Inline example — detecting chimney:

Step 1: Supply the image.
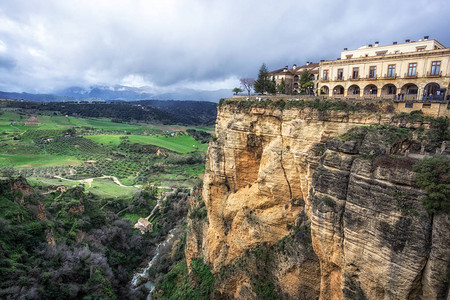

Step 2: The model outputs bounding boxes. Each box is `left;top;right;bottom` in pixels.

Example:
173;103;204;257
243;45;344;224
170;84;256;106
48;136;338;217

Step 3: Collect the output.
344;47;348;51
293;64;297;69
375;41;379;47
393;41;397;45
306;62;310;66
424;35;429;40
320;59;325;62
405;39;410;43
368;44;372;47
283;65;288;72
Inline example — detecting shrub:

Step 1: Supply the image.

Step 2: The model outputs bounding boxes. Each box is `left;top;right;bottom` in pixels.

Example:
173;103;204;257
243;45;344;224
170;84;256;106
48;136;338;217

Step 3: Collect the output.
413;156;450;214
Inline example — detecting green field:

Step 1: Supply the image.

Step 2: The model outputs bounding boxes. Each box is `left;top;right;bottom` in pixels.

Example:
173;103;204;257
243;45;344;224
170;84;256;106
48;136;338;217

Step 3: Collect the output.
28;176;138;198
86;134;209;153
0;111;159;132
0;154;81;168
0;107;209;197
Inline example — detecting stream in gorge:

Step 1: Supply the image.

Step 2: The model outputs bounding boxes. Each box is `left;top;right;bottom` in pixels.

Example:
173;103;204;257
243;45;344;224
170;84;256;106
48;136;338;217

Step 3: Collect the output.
131;230;176;299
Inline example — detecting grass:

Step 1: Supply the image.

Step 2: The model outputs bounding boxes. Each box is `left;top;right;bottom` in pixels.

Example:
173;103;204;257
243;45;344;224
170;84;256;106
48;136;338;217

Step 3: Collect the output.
0;154;81;168
86;134;208;153
0;111;159;132
28;176;138;199
89;178;138;198
123;213;141;222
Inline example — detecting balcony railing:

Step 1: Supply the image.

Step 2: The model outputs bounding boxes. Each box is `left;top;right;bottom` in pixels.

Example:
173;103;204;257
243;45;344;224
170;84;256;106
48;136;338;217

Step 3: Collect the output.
382;73;397;79
404;73;418;78
318;71;448;83
426;71;442;77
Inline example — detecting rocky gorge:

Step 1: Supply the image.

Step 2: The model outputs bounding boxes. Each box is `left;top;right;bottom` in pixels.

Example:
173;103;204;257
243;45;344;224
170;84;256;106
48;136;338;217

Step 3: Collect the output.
185;99;450;299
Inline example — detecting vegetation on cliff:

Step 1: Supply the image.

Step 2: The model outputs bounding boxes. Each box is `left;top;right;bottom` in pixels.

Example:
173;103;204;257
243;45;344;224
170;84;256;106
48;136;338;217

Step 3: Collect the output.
153;257;214;299
0;177;190;299
413;156;450;213
218;97;395;113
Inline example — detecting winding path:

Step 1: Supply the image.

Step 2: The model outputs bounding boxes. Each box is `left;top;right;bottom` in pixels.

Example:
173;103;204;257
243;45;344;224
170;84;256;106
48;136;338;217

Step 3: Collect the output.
53;175;139;188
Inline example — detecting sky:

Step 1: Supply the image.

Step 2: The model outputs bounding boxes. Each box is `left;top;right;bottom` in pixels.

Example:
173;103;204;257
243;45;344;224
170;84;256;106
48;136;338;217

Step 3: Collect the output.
0;0;449;94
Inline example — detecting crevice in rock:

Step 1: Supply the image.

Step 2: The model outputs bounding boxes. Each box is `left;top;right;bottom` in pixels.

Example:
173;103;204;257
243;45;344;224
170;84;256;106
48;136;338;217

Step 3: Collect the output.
278;116;292;200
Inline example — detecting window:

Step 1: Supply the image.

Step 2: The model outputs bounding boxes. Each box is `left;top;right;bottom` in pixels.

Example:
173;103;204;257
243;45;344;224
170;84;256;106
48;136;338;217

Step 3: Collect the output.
369;66;376;78
417;47;425;52
422;103;431;108
337;69;343;80
387;64;396;77
387;86;396;94
376;51;387;56
430;61;441;75
323;70;329;80
346;55;353;59
405;103;413;108
352;67;359;79
394;51;400;54
408;63;417;76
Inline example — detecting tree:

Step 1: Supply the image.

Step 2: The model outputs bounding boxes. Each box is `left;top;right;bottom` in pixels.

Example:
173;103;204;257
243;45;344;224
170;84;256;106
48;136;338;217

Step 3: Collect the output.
232;87;243;95
413;156;450;213
299;70;314;95
254;63;276;94
276;78;285;94
240;78;255;96
299;70;315;94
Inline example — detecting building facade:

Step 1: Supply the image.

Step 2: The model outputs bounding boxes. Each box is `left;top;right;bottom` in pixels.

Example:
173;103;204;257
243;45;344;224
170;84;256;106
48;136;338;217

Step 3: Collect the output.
269;63;319;94
317;37;450;100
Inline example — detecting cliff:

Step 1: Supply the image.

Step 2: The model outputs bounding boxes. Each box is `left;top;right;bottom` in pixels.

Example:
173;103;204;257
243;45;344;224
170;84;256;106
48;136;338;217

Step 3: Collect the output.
186;100;449;299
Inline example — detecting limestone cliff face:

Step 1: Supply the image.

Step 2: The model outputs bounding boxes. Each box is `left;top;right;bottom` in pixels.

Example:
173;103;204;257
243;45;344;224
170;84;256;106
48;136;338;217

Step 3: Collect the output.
310;135;448;299
186;102;449;299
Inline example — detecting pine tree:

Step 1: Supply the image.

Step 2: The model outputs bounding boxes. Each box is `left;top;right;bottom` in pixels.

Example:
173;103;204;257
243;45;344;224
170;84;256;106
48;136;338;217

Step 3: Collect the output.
254;63;276;94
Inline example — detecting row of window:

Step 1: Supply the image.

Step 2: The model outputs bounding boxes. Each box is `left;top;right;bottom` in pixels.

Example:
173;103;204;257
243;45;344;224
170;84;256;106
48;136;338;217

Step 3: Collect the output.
322;61;441;80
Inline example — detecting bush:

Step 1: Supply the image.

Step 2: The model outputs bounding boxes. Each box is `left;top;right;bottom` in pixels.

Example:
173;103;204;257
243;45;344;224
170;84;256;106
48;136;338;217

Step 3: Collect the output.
189;199;207;220
413;156;450;213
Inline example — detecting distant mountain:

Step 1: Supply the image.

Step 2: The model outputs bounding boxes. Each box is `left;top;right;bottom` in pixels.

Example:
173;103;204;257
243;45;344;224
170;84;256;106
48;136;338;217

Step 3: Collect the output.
55;85;232;102
56;85;154;101
0;85;232;103
0;91;79;102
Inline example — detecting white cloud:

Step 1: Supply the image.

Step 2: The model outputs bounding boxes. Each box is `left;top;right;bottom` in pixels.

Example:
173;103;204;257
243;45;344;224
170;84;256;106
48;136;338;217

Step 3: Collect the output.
0;0;449;93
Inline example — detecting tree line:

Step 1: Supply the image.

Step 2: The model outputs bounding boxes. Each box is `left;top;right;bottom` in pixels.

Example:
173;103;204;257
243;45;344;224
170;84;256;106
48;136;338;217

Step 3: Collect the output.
234;63;314;96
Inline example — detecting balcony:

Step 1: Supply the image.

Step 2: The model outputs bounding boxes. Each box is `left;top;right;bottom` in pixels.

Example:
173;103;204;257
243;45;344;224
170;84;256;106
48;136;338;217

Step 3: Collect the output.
334;76;344;81
365;75;377;80
426;71;442;78
382;73;397;79
404;73;418;79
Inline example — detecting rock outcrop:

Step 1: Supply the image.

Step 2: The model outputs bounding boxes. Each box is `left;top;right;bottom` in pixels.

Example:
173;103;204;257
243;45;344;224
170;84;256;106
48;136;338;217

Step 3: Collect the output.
186;101;450;299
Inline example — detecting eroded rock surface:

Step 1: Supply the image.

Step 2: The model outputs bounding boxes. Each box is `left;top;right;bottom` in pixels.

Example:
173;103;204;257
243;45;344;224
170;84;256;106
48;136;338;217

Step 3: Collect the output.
186;103;449;299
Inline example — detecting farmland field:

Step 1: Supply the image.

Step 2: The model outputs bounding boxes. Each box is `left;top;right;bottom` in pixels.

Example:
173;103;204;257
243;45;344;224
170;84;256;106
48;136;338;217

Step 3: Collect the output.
0;104;212;196
86;134;209;153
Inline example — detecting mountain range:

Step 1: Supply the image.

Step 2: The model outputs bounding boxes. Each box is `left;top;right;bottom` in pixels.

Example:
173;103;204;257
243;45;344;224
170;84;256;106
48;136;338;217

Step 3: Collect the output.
0;85;232;102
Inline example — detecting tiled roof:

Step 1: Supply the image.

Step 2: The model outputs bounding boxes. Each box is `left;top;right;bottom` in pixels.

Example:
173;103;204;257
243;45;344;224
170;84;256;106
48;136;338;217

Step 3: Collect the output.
268;68;294;75
269;63;320;75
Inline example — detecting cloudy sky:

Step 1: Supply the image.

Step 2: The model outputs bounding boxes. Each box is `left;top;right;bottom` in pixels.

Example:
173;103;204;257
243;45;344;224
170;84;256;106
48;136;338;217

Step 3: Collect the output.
0;0;449;94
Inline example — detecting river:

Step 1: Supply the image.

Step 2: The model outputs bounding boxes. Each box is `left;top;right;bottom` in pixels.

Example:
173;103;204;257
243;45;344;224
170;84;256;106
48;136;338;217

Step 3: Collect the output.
131;230;176;299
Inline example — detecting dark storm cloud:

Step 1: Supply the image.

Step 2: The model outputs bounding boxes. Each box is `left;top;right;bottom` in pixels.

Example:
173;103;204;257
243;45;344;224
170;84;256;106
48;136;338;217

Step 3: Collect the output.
0;0;449;93
0;56;15;70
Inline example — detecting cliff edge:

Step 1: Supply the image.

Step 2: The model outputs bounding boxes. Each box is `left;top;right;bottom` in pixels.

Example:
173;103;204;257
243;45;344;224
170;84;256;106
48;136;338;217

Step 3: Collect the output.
186;100;449;299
